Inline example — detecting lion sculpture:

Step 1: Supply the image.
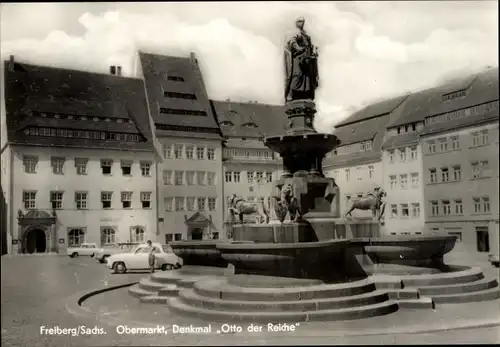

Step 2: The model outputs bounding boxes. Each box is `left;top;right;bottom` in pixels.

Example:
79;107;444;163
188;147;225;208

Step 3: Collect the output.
228;194;270;224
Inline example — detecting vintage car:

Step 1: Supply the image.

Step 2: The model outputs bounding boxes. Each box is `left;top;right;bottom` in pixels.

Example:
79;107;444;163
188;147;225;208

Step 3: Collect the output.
95;242;139;263
107;243;183;274
67;243;100;258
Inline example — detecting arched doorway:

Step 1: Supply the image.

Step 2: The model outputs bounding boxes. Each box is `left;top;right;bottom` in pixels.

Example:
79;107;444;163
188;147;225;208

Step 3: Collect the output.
26;229;47;253
191;228;203;240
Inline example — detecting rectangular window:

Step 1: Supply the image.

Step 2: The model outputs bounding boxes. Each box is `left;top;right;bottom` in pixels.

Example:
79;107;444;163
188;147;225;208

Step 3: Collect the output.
225;171;232;183
187;197;196;211
411;173;419;188
429;168;437;183
207;148;215;160
247;172;254;183
174;233;182;241
472;132;480;147
68;228;86;247
50;191;63;209
185;145;194;159
51;157;65;175
266;172;273;183
427;141;436;153
75;192;88;210
164;197;173;212
208;197;216;211
75;158;88;175
482;197;490;213
390;204;398;218
163;144;172;159
175;171;184;185
165;234;173;243
140;192;152;209
430;201;439;216
356;167;362;181
175;197;185;211
476;226;490;252
389;175;397;189
471;160;489;179
121;192;132;209
174;144;184;159
451;136;460;150
345;169;350;182
366;141;372;151
212;232;219;240
368;165;374;179
140;162;151;177
454;199;463;214
438;138;448;152
389;150;395;163
441;200;451;215
481;130;489;145
234;172;241;183
399;203;408;217
452;166;461;181
441;167;449;182
164;91;197;100
197;197;206;211
186;171;195;186
121;161;132;176
163;170;173;185
101;192;112;209
23;191;37;209
400;174;408;189
411;203;420;217
256;172;264;183
101;159;113;175
196;146;205;160
473;197;481;213
197;171;206;185
399;148;406;162
207;172;216;185
23;156;38;173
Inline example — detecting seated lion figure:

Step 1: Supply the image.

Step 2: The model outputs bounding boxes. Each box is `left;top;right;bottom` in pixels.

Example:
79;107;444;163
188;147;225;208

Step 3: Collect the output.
228;194;270;224
274;183;302;223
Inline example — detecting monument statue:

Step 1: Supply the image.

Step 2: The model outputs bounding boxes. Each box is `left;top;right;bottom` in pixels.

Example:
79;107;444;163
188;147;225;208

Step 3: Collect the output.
274;184;302;223
228;194;270;224
344;187;386;222
284;16;319;102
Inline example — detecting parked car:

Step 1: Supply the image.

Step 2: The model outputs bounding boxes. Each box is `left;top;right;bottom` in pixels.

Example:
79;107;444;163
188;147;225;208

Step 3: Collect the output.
95;242;139;263
67;243;100;258
107;243;183;274
488;254;499;268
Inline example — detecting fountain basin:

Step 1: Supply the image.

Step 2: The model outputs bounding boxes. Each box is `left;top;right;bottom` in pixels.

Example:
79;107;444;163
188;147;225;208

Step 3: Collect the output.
217;239;367;283
352;234;457;268
169;241;229;268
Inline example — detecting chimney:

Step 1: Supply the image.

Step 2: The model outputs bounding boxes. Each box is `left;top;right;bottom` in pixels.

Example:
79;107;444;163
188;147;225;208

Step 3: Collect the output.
189;52;198;64
109;65;116;75
116;66;122;76
8;55;14;72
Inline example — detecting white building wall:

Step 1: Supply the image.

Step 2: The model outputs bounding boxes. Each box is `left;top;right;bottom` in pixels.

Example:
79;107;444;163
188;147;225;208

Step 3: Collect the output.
9;145;157;253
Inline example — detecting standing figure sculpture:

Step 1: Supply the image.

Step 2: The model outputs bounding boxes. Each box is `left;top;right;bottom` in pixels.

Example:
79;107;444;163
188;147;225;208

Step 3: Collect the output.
284;16;320;102
274;184;302;223
344;187;386;222
228;194;270;224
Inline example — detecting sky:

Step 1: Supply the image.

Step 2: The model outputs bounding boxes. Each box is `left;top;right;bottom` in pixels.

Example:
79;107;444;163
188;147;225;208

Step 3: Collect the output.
1;1;498;131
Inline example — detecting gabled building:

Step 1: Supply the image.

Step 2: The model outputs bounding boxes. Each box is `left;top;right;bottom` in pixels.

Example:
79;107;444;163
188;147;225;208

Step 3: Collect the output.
324;95;409;220
136;51;225;242
1;56;158;254
212;100;285;223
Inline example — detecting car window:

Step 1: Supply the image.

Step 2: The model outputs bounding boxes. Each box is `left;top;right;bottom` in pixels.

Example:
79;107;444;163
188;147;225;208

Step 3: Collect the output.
81;245;87;248
134;247;146;253
162;245;173;253
152;247;161;254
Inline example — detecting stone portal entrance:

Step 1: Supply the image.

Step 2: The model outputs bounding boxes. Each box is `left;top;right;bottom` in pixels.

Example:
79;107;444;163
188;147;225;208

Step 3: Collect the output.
17;210;57;253
25;228;47;253
184;212;217;240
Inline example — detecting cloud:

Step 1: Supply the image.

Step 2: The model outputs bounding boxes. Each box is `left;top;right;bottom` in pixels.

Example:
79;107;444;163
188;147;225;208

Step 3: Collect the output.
1;2;498;132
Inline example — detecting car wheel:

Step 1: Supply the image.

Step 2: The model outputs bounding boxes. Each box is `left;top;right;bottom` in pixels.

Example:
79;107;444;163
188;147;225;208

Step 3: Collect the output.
493;262;499;268
174;263;182;269
71;252;78;258
98;258;105;264
162;264;174;271
113;262;127;274
90;253;95;258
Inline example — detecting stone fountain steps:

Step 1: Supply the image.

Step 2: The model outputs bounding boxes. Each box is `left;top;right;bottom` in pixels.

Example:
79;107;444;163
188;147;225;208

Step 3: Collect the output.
384;288;420;300
138;279;175;292
140;295;171;304
396;297;434;309
166;296;399;323
430;287;500;304
177;288;391;312
416;278;499;296
399;267;484;287
193;278;378;302
128;285;156;298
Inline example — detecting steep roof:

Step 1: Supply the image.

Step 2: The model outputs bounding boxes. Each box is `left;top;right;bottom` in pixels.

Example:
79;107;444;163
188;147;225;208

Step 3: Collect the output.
210;100;286;138
419;109;499;137
139;51;221;136
381;132;420;150
3;59;155;151
323;151;381;169
387;68;498;128
335;94;409;127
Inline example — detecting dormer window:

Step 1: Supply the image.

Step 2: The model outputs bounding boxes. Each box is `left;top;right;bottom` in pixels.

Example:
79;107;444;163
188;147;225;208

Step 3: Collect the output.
220;121;234;126
442;89;467;102
412;123;416;131
397;127;401;135
242;122;258;128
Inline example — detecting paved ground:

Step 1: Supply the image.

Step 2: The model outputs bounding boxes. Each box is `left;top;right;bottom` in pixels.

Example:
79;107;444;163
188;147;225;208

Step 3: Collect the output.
1;247;499;346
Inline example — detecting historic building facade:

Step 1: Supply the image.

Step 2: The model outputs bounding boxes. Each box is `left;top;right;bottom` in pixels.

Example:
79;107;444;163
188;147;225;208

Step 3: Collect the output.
1;57;158;254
